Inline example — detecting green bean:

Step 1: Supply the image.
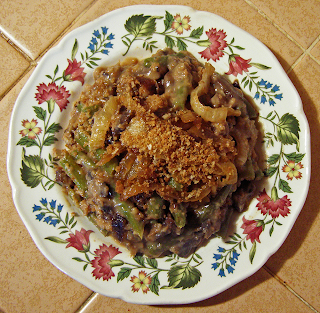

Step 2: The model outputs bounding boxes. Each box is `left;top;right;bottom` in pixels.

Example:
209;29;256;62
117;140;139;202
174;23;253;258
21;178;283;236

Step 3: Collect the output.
239;157;255;181
195;185;234;222
74;129;90;152
112;193;144;239
146;196;164;219
59;152;87;195
170;203;187;228
168;177;183;191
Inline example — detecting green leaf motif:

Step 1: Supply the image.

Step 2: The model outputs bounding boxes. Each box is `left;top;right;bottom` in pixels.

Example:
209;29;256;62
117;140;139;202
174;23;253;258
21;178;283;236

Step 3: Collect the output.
279;178;293;193
284;152;305;163
43;135;58;146
276;113;300;147
146;257;158;269
33;106;47;121
250;62;271;70
249;241;257;264
71;39;79;61
125;14;161;38
266;166;277;177
190;26;204;39
46;122;62;134
177;38;187;51
164;264;201;289
117;267;132;282
133;255;145;266
150;273;160;296
163;11;174;31
267;154;280;165
20;154;45;188
45;236;68;244
165;35;175;49
17;137;39;148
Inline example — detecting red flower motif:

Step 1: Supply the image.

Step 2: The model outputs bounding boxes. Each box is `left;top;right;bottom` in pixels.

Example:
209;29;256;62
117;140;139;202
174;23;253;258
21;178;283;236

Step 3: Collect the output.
35;82;70;111
64;59;86;85
66;228;93;252
226;55;252;77
91;244;121;281
256;189;291;218
199;28;227;61
241;216;263;243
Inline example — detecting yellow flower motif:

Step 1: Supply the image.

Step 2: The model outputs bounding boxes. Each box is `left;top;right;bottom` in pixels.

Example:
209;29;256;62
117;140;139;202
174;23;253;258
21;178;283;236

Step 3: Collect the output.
171;14;191;35
130;271;152;294
19;119;42;139
282;160;303;180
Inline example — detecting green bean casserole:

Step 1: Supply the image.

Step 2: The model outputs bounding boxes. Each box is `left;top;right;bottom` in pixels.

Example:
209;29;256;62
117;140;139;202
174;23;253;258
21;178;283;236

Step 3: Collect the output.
54;48;264;258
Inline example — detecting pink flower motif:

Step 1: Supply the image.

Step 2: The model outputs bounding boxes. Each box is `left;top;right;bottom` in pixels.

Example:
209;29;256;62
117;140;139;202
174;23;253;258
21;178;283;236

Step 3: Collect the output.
171;14;191;35
19;119;42;139
91;244;121;281
130;271;152;294
64;59;86;85
241;216;263;243
256;189;291;218
226;55;252;77
199;28;227;61
282;160;303;180
66;228;93;252
35;82;70;111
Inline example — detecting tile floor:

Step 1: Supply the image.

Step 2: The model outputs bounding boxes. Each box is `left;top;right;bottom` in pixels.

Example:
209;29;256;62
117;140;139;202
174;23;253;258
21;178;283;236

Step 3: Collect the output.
1;0;319;312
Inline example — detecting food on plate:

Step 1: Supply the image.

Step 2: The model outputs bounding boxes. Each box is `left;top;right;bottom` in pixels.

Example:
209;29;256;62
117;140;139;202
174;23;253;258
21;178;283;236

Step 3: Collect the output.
54;48;264;258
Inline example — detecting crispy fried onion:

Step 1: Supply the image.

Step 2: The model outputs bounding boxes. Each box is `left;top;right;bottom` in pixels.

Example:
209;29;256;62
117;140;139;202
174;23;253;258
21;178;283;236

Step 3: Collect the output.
190;63;241;123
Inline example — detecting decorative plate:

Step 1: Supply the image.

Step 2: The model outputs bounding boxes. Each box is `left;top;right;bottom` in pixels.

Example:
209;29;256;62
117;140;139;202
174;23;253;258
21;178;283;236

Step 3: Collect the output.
7;5;310;305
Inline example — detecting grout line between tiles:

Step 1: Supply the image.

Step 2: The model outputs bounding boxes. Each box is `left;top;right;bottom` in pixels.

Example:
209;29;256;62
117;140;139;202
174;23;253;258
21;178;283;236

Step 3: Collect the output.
75;292;99;313
34;0;100;63
263;266;319;313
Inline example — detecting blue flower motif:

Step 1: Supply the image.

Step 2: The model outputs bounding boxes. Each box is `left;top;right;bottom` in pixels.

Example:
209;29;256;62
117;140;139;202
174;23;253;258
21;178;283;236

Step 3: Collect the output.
218;246;225;253
254;92;260;99
212;262;219;270
57;204;63;213
265;82;273;89
49;200;56;210
93;30;101;38
230;258;237;266
101;26;108;35
88;43;95;52
32;205;41;212
50;219;60;227
213;254;222;260
108;33;115;40
269;99;275;106
91;37;98;45
275;93;283;100
44;216;52;224
261;95;267;104
36;213;45;221
102;49;110;55
40;198;47;206
226;265;234;274
218;269;225;277
232;250;240;260
259;79;267;86
104;42;113;49
271;85;280;92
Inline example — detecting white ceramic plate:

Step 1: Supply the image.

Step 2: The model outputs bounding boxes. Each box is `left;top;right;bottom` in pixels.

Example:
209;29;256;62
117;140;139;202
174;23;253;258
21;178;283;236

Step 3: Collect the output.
7;5;311;305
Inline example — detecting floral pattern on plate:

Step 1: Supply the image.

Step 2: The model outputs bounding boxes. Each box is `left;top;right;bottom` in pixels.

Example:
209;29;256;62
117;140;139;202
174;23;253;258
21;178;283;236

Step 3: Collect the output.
8;5;310;304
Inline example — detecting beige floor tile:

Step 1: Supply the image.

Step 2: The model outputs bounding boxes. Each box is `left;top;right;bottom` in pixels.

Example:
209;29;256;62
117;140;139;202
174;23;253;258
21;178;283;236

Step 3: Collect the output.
265;55;320;311
0;36;29;98
64;0;302;72
0;70;93;313
0;0;95;60
249;0;320;49
78;269;312;312
310;40;320;62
